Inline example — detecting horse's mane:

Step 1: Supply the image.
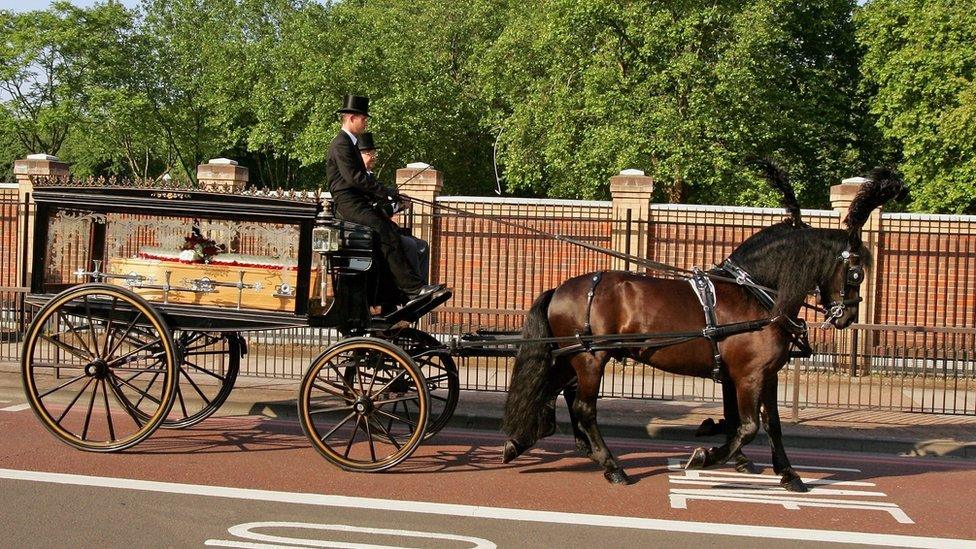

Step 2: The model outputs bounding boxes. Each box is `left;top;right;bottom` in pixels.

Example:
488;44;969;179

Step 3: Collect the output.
753;158;804;227
728;166;901;316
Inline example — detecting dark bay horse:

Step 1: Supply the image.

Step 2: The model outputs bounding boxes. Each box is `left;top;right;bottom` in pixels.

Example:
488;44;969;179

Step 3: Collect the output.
501;169;903;491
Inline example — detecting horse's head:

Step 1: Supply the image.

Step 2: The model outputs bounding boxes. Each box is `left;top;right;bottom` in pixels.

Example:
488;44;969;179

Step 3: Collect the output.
819;243;868;329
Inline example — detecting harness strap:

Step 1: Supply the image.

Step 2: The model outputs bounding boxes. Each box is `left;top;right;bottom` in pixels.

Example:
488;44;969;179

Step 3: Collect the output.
579;271;604;350
688;268;725;382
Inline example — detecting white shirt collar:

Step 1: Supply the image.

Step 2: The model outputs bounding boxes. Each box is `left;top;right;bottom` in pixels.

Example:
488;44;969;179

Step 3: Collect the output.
342;128;358;146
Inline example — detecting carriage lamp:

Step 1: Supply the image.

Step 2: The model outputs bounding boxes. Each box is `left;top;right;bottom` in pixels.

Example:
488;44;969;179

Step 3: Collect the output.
312;226;341;253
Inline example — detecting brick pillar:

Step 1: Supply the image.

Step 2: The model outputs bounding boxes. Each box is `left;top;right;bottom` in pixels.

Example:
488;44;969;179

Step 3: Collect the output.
197;158;248;192
609;169;654;271
396;162;443;248
13;154;70;288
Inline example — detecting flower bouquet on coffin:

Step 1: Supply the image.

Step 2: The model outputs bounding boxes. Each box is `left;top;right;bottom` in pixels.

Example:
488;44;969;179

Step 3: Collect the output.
179;231;226;263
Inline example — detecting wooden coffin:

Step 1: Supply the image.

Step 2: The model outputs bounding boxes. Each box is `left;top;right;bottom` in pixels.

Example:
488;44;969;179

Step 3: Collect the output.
109;256;320;312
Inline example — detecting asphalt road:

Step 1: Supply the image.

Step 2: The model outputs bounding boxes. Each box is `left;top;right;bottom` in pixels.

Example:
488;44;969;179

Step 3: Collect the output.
1;403;975;548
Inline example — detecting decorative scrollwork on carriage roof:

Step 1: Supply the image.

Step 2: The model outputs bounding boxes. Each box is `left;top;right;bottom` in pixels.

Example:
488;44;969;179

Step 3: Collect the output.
28;175;322;204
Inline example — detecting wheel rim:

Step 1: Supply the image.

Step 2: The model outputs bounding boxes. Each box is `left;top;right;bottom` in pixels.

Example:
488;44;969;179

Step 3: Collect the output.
300;339;429;472
386;328;459;439
22;285;177;451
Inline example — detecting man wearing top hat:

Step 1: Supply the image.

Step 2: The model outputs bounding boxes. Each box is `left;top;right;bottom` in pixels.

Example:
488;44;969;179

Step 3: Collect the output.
326;95;441;302
357;132;430;285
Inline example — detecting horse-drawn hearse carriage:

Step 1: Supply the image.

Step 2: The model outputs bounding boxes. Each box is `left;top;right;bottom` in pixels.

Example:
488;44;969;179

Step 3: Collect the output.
21;179;457;472
21;166;902;489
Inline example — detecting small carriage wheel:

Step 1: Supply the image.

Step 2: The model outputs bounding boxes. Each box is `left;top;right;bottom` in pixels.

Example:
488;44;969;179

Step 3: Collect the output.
385;328;459;440
299;337;430;472
21;284;178;452
125;331;241;429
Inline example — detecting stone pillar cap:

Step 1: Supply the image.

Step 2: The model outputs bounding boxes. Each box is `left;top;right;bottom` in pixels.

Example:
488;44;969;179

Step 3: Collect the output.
619;169;645;176
207;158;238;166
26;153;60;161
406;162;431;169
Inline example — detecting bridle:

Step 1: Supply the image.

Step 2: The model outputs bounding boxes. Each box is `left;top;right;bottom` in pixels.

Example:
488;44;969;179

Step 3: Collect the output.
824;247;864;323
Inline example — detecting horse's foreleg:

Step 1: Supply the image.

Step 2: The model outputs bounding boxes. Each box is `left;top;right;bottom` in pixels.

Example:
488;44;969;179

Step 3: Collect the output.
687;377;760;470
572;354;629;484
761;378;808;492
719;373;759;474
562;378;591;455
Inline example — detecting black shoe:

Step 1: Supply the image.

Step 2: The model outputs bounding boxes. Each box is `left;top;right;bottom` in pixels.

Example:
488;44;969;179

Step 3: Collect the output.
404;283;444;303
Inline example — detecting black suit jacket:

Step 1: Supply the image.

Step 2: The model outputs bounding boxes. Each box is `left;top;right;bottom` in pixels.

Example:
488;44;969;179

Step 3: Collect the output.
326;131;388;201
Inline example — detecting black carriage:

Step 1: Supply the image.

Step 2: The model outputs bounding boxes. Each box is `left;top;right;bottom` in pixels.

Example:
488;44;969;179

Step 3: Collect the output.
21;181;456;471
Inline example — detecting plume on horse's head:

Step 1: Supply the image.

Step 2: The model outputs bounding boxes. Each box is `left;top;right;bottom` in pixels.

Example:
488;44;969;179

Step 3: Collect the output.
752;158;803;227
844;167;905;245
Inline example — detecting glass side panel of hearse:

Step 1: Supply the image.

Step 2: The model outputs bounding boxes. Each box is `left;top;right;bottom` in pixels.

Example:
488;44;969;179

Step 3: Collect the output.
28;181;322;319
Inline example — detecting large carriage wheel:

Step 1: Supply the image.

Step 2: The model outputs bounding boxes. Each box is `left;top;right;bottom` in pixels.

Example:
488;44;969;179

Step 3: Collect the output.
21;284;178;452
385;327;459;440
299;337;429;472
125;331;241;429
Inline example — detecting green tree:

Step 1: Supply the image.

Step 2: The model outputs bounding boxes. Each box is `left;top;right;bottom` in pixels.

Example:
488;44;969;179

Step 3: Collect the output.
479;0;871;205
857;0;976;213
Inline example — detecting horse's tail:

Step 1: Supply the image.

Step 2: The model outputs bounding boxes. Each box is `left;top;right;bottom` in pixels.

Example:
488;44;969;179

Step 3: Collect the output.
502;288;556;461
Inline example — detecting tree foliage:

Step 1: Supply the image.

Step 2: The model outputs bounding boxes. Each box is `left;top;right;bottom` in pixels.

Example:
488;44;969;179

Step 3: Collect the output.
858;0;976;213
0;0;970;212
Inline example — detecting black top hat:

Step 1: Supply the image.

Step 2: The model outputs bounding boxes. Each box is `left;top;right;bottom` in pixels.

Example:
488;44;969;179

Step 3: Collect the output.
357;132;379;151
337;94;369;116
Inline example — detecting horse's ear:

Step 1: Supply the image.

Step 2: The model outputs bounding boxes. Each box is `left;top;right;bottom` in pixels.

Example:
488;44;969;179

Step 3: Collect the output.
843;167;904;241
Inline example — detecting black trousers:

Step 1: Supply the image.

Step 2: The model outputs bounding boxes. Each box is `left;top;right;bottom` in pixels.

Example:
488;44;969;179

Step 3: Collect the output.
334;194;425;293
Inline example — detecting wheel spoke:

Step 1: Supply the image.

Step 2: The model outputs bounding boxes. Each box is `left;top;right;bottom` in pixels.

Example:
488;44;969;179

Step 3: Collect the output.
106;376;144;428
56;377;95;425
110;372;162;406
82;295;101;358
374;408;417;429
56;312;97;359
320;411;356;441
182;360;227;382
373;394;423;406
39;334;89;361
343;415;362;458
311;381;355;402
308;404;355;415
364;416;376;461
80;378;98;441
327;360;358;394
101;379;116;442
100;297;119;359
104;311;144;359
106;338;164;367
372;369;409;397
180;368;213;406
36;373;87;399
367;416;402;450
176;384;189;418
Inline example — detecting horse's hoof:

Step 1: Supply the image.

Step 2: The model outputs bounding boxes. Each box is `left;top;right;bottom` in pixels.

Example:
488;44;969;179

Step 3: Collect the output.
735;459;761;474
604;469;631;485
502;440;523;464
685;447;708;470
781;472;809;493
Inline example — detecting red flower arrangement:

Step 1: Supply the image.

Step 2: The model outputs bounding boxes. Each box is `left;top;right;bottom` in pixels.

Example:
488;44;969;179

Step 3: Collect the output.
179;233;226;263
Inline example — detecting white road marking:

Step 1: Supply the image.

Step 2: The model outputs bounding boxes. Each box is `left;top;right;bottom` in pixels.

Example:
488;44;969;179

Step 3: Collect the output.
0;403;30;412
666;458;914;524
0;468;968;547
205;521;496;549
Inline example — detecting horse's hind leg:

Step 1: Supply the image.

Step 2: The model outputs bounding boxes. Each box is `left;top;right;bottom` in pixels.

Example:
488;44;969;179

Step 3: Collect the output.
686;376;760;470
760;377;808;492
572;352;630;484
562;378;592;455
